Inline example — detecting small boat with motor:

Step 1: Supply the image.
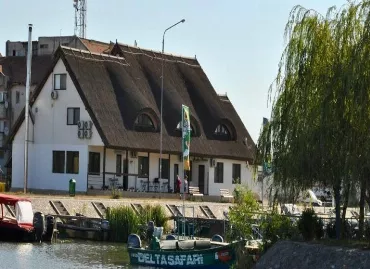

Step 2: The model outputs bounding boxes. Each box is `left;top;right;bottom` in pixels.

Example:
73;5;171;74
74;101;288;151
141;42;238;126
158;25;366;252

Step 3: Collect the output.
0;194;57;242
127;231;244;269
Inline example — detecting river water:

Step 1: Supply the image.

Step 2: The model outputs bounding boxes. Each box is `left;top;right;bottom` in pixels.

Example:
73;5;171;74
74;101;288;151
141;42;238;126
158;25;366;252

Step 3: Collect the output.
0;240;157;269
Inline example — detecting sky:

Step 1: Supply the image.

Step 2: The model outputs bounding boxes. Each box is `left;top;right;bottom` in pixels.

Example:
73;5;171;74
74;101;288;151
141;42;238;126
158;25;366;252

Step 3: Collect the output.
0;0;344;143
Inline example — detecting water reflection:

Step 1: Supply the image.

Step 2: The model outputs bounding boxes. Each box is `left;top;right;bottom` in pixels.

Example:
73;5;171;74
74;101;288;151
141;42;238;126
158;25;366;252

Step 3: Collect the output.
0;240;160;269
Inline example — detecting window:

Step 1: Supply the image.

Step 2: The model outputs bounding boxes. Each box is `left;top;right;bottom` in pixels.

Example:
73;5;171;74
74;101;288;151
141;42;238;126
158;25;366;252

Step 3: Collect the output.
232;164;241;184
116;154;122;176
214;162;224;183
89;152;100;174
159;159;169;179
67;108;80;125
52;151;65;173
134;114;155;131
62;43;69;46
214;124;232;140
0;150;4;159
16;91;20;104
66;151;79;174
138;156;149;177
54;74;67;90
40;44;49;49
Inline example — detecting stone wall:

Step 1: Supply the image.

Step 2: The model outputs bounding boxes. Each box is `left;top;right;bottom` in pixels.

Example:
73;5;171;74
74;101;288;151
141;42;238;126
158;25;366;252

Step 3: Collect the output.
255;241;370;269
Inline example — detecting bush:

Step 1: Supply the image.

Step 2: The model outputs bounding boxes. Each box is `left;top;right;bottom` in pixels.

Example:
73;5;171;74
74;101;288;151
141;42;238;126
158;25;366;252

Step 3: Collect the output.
260;212;299;250
106;204;169;242
298;208;323;241
227;188;260;240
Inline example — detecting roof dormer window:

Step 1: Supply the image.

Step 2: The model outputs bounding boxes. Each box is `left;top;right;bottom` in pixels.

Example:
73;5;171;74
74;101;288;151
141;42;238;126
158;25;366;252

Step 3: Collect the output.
135;113;156;132
214;124;232;140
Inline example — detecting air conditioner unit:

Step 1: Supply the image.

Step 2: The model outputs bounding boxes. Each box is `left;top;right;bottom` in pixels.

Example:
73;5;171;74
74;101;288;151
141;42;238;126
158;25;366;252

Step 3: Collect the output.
210;158;216;167
84;120;93;130
84;130;92;139
77;120;85;130
78;130;84;139
51;90;58;100
130;151;137;158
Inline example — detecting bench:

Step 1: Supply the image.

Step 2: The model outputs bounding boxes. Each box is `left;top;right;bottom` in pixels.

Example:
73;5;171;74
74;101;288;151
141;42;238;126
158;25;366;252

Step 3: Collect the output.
188;186;204;200
220;189;234;202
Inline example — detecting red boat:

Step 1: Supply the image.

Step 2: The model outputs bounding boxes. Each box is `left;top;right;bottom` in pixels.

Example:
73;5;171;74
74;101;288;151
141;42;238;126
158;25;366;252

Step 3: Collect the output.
0;194;35;242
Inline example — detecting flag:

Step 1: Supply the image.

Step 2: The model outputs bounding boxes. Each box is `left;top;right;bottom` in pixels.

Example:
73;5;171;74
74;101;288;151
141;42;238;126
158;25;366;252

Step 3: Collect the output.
182;105;191;171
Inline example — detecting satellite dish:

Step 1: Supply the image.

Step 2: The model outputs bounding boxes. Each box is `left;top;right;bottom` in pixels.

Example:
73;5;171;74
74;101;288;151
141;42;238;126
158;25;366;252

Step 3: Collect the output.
4;127;9;136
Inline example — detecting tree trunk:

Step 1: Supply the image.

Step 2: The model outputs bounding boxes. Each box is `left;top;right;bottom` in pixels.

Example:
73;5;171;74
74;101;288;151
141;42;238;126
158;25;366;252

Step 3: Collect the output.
334;183;342;240
359;177;366;239
341;182;350;238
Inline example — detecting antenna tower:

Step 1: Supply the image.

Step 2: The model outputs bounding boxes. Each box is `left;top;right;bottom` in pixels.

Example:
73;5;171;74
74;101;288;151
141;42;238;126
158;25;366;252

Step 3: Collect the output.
73;0;87;38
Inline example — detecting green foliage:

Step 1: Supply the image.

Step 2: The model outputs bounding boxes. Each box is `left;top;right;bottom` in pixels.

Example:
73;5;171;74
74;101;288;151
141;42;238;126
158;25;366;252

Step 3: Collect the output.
110;187;121;199
297;208;323;241
255;0;370;238
106;204;169;242
260;212;299;250
138;204;170;233
228;188;260;240
106;206;140;242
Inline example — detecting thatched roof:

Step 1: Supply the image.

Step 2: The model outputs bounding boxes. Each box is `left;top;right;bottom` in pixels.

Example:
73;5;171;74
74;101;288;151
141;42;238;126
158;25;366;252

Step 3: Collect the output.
0;55;53;85
9;45;255;161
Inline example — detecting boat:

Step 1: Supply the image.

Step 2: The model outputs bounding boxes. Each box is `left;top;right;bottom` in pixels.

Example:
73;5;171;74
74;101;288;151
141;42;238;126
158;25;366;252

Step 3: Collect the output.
0;193;57;242
0;194;36;242
127;234;243;268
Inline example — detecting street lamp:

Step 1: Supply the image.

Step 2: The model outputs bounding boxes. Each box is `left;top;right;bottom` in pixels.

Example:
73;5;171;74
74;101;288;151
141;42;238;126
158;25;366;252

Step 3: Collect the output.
159;19;185;192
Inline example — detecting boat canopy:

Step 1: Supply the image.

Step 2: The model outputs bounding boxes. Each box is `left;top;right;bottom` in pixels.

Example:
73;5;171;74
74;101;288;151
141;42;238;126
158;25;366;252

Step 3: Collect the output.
0;194;31;205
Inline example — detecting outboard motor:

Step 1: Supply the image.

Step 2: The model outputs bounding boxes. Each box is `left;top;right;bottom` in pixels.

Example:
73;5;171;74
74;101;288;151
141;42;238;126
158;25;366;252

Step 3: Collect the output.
33;212;45;242
43;215;56;242
128;233;142;248
147;221;154;239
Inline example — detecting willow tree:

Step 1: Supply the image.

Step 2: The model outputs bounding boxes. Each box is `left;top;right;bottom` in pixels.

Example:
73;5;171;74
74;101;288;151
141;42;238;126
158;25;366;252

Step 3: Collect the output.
256;1;370;239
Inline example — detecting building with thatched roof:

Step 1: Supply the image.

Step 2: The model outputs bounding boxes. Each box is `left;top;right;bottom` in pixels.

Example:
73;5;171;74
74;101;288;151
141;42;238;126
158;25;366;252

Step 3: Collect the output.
8;44;256;196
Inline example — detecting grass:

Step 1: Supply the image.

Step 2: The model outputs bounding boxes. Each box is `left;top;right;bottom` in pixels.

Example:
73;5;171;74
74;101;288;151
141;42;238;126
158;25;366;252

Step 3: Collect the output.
106;204;170;242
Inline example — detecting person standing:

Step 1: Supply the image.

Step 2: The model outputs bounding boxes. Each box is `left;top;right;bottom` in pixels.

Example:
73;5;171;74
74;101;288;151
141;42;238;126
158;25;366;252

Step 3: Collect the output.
184;175;188;199
176;175;182;194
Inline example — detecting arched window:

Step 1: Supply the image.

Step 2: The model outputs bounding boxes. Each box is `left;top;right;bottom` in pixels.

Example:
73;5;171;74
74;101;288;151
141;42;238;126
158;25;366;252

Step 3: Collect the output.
176;122;195;136
214;124;232;140
135;114;155;131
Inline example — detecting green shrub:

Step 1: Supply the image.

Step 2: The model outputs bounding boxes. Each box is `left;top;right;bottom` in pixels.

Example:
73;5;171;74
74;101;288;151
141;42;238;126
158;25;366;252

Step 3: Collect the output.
227;188;260;241
106;206;140;242
298;208;322;241
260;212;299;250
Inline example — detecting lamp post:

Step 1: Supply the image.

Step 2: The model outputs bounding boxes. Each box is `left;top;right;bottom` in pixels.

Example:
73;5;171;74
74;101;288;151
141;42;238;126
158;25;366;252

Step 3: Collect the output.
159;19;185;192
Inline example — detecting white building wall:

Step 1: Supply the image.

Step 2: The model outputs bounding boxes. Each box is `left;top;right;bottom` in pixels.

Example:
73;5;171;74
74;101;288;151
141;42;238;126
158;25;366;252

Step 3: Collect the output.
11;85;36;126
12;59;104;192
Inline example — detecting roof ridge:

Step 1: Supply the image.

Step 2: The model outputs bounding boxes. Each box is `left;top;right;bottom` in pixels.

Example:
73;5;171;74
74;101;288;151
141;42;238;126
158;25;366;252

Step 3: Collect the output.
117;42;196;61
79;38;111;45
60;46;128;62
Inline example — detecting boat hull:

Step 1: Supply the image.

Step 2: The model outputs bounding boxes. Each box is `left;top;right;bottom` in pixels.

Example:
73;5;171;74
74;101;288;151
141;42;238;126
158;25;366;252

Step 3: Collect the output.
128;242;238;268
0;223;34;242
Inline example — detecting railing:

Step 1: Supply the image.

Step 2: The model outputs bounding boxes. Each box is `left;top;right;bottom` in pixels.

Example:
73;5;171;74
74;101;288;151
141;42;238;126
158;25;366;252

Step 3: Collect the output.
87;172;173;193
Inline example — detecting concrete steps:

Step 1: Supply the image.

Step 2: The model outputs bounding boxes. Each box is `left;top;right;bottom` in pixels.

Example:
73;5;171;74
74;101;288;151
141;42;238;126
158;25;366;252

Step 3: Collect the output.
50;200;70;215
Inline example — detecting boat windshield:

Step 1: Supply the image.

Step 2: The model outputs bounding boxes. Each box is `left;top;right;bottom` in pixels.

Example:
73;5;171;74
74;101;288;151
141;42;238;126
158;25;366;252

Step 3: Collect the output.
15;201;33;225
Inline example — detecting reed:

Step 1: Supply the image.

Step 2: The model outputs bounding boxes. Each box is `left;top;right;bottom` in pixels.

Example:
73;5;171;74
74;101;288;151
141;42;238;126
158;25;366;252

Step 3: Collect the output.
106;204;170;242
106;206;140;242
